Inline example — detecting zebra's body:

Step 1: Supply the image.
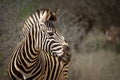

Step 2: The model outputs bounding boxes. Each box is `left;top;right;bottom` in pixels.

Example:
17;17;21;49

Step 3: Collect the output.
8;9;71;80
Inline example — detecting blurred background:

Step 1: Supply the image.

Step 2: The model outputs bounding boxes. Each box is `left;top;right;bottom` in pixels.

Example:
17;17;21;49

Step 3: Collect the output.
0;0;120;80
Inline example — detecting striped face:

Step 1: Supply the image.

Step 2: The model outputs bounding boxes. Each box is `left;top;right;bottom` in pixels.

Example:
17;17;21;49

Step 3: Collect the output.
39;9;71;63
40;21;71;63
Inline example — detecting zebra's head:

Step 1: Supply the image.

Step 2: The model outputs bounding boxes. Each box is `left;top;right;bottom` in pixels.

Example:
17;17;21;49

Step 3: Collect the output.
38;9;71;63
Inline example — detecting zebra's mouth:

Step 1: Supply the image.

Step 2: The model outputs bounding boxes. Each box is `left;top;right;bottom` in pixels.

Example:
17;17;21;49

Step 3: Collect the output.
58;46;71;63
59;51;71;64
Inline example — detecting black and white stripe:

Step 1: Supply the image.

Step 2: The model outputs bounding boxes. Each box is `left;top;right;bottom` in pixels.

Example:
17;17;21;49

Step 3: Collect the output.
8;9;71;80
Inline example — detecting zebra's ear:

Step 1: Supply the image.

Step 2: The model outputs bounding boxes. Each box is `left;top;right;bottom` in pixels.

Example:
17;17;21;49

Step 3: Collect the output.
49;9;60;21
40;10;51;22
49;12;57;21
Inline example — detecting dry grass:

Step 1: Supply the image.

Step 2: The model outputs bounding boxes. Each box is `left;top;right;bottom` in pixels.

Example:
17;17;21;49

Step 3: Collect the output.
70;50;120;80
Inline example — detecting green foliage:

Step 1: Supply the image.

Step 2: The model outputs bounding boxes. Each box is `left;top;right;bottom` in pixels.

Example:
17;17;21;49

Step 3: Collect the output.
20;1;39;19
0;67;7;77
0;53;3;61
0;53;6;78
0;0;8;4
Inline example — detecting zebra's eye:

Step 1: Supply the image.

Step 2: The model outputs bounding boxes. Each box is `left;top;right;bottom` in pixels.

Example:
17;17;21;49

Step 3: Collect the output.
48;32;54;36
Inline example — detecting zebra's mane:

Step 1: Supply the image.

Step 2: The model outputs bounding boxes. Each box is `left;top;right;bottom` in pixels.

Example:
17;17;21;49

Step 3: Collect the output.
21;9;56;37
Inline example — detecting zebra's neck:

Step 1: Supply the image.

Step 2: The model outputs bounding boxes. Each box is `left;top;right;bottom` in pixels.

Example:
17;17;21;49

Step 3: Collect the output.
20;23;48;67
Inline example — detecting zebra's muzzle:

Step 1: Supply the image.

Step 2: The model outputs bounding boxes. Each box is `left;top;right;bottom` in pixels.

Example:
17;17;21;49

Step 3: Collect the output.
59;45;71;63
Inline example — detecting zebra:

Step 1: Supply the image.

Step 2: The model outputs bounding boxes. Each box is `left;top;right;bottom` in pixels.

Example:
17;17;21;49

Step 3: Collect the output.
8;9;71;80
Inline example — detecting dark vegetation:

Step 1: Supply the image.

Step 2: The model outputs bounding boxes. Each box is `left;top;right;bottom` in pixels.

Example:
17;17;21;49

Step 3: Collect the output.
0;0;120;80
